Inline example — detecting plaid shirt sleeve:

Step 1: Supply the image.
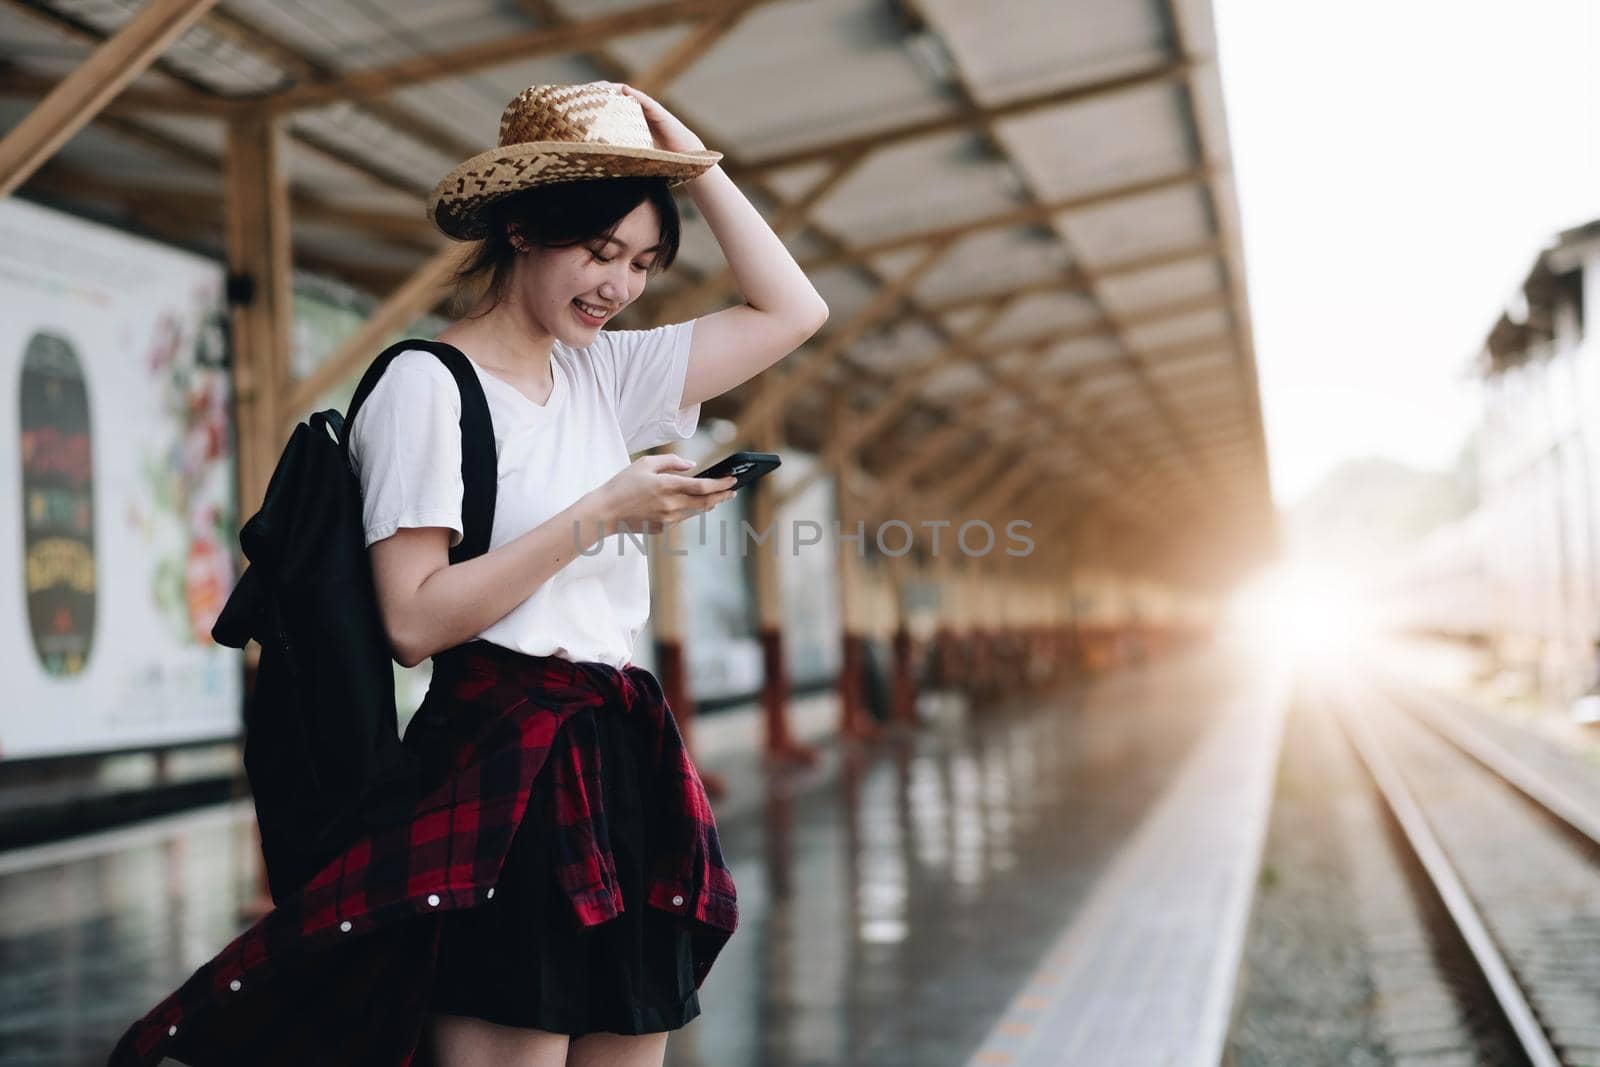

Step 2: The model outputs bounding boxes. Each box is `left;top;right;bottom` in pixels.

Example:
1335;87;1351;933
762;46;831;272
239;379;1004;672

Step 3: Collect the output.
108;650;736;1067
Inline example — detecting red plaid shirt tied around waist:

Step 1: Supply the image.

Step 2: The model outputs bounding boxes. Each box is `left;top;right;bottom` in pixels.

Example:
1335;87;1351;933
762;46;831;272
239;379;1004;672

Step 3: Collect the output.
109;643;738;1066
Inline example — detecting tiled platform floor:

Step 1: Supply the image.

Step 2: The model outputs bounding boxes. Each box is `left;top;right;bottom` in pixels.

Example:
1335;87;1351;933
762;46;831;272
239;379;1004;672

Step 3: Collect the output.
0;637;1276;1066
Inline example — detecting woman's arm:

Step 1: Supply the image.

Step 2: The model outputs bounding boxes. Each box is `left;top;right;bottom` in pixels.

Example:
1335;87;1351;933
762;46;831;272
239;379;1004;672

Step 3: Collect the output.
618;85;829;409
370;495;607;669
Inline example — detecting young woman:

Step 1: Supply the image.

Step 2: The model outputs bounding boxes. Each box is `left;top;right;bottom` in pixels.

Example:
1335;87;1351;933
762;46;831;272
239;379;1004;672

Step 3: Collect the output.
107;82;826;1067
365;82;828;1067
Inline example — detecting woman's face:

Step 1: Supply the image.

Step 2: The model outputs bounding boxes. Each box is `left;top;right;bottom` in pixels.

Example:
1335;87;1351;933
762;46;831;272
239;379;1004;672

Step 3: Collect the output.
515;199;663;344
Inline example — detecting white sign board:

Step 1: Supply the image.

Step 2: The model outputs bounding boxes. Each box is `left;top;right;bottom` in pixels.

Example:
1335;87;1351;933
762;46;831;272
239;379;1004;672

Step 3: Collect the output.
0;199;240;759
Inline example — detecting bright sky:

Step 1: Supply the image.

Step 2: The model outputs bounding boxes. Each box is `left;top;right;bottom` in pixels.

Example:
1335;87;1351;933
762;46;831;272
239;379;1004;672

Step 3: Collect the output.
1212;0;1600;508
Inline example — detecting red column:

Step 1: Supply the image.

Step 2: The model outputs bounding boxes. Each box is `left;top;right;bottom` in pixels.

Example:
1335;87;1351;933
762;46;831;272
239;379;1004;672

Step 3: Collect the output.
891;624;918;725
839;632;880;740
761;626;818;765
655;636;725;798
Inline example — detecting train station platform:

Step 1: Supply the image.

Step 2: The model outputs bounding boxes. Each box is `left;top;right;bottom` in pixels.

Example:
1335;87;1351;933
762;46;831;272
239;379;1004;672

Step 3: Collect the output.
0;637;1289;1067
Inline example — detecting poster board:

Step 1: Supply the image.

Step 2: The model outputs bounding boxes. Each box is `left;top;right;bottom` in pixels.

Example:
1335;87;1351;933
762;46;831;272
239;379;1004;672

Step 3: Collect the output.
0;199;240;760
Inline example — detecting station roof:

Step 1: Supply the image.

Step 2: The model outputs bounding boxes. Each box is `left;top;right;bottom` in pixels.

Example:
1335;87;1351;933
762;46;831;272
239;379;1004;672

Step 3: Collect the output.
1;0;1275;579
1480;217;1596;375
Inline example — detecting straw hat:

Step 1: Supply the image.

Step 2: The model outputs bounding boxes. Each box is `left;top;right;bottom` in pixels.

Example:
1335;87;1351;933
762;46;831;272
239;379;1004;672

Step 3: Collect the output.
427;82;723;241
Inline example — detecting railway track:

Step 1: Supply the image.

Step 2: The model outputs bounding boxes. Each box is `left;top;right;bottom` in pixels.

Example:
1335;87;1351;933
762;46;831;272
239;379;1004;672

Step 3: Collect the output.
1329;667;1600;1066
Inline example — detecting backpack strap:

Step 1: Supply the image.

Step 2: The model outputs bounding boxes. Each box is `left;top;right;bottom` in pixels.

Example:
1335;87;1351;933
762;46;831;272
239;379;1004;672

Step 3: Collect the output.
344;339;497;566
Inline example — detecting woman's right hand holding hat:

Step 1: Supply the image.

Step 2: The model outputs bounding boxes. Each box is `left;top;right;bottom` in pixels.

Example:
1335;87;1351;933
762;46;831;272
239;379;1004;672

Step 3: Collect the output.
609;82;708;155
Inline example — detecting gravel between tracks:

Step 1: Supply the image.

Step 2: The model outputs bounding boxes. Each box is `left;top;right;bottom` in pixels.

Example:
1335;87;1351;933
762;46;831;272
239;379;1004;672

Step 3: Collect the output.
1226;691;1389;1066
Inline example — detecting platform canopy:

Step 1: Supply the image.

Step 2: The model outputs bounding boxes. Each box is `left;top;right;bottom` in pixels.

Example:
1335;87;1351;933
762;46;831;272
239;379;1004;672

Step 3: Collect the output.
0;0;1276;584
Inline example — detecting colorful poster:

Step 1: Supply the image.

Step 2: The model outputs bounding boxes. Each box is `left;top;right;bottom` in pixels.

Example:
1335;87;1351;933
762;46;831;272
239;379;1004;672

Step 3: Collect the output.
0;198;240;759
20;332;95;676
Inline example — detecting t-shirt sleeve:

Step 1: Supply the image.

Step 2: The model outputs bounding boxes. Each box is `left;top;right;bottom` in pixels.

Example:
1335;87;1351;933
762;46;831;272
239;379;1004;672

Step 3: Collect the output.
344;350;465;549
589;319;702;453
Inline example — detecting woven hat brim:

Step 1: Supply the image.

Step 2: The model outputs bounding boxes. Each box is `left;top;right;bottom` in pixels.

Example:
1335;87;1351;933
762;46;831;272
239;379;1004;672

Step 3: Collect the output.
428;141;724;241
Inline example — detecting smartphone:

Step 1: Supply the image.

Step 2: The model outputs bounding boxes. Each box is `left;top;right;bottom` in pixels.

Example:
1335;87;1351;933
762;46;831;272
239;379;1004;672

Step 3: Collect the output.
692;450;781;491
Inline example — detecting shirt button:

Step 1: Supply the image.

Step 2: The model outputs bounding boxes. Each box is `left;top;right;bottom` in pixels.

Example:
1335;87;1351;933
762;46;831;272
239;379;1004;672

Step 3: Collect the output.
671;895;685;907
340;920;352;932
427;894;441;907
168;1025;178;1037
486;888;495;900
229;979;242;992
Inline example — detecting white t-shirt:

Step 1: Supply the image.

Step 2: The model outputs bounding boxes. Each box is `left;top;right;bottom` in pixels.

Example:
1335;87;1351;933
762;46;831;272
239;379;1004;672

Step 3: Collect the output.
346;320;701;668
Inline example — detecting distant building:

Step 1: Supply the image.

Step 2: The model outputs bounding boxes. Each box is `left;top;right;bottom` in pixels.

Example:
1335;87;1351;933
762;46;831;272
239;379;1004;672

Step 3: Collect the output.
1474;220;1600;701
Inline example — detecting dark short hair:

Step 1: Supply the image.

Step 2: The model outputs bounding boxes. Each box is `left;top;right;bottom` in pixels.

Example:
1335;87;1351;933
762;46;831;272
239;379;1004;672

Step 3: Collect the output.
452;177;682;316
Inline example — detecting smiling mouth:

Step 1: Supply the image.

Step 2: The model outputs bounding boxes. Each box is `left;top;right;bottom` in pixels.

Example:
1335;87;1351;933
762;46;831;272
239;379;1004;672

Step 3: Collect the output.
573;299;614;322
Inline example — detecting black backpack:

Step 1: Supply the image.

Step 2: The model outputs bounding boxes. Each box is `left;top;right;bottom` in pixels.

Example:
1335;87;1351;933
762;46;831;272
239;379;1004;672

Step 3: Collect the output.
212;339;496;904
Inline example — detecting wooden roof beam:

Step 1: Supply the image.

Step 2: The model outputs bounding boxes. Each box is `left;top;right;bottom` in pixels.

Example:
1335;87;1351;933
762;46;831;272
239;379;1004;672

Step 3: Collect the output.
650;148;870;325
768;300;1012;509
730;236;957;438
285;245;466;420
629;1;759;96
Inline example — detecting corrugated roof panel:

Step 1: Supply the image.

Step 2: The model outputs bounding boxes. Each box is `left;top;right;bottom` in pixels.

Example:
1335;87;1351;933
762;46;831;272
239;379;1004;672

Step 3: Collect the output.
918;0;1167;107
600;23;704;75
1040;335;1122;374
1123;306;1231;351
223;0;525;73
805;130;1023;247
292;184;432;219
1146;348;1234;383
921;361;988;400
1097;257;1222;313
546;0;669;17
1059;183;1211;261
291;107;459;189
762;160;846;203
46;0;281;92
939;304;994;335
852;319;942;372
996;83;1193;202
0;3;88;53
293;219;426;270
106;112;227;161
808;265;881;324
386;54;607;140
986;290;1101;346
5;102;209;188
902;227;1068;305
157;20;285;93
283;136;413;195
662;0;955;160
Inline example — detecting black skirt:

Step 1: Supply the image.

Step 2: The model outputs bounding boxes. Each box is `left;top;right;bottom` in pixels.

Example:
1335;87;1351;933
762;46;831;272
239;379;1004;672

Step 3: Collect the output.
402;662;704;1038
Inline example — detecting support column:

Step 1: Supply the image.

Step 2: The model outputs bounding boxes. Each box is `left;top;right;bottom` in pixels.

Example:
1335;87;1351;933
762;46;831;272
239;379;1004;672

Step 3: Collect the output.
649;442;724;796
225;112;294;521
888;549;918;727
835;468;880;742
752;444;817;765
224;110;292;922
